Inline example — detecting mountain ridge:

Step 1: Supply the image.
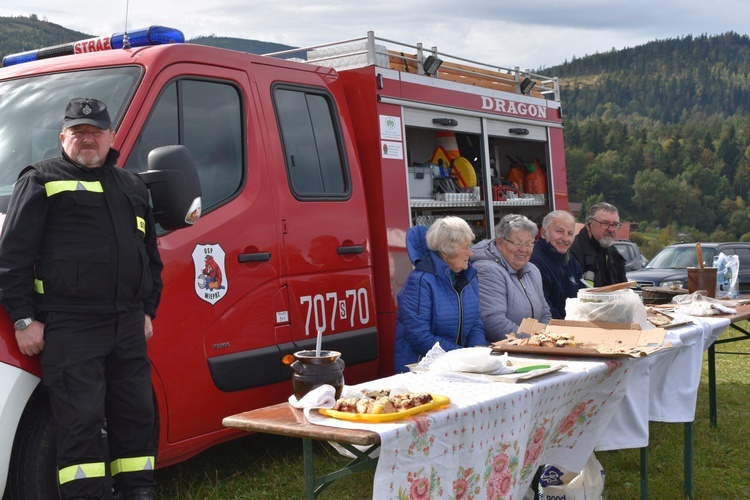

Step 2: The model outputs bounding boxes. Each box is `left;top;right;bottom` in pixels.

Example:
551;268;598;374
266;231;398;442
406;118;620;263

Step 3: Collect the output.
0;15;297;59
546;31;750;123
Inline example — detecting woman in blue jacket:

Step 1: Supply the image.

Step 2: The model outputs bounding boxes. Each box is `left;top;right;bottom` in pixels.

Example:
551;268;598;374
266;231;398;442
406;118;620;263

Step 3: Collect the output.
394;217;487;373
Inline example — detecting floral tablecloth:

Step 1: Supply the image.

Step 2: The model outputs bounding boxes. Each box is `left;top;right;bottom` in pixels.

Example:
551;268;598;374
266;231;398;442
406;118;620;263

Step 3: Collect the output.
306;357;635;499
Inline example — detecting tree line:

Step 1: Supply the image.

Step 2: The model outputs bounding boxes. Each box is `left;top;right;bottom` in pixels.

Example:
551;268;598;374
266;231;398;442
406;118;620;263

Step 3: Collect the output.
549;32;750;247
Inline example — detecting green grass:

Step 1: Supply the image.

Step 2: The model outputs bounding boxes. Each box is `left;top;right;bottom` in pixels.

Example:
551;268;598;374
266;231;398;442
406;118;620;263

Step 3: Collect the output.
155;324;750;499
598;324;750;499
155;433;374;499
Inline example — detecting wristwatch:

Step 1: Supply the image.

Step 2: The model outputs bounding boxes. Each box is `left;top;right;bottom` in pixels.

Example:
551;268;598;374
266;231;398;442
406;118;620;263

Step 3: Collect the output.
14;317;34;331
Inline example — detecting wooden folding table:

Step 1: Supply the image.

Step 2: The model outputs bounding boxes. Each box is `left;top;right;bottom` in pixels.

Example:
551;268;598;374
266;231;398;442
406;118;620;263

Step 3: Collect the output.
223;403;380;499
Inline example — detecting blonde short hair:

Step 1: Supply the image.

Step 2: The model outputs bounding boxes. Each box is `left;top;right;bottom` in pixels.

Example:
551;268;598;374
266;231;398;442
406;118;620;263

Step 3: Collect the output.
426;216;475;258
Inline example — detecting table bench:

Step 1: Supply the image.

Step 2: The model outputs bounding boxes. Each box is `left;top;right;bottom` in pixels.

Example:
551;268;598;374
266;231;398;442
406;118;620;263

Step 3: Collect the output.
223;403;380;499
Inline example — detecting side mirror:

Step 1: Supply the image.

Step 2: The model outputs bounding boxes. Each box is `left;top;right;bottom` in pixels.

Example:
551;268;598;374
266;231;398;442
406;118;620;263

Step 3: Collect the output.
138;145;202;230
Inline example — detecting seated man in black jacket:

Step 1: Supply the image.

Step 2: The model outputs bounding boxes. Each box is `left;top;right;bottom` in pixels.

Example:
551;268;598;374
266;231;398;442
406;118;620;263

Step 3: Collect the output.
531;210;582;319
571;202;627;287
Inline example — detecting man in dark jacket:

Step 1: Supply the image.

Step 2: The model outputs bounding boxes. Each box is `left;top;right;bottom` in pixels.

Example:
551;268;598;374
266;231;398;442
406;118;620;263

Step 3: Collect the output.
531;210;582;319
570;202;627;287
0;98;162;500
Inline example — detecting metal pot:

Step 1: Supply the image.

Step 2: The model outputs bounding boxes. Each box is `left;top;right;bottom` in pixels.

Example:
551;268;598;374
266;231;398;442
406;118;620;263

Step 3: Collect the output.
288;350;345;399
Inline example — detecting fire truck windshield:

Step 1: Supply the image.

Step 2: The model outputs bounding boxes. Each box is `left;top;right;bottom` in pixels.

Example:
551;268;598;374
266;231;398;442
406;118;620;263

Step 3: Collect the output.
0;66;141;212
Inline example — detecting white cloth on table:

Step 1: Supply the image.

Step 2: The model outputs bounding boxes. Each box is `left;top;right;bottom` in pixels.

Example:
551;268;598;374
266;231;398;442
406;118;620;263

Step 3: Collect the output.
595;355;653;450
649;319;708;422
288;384;336;422
649;315;729;422
596;315;732;451
697;316;731;350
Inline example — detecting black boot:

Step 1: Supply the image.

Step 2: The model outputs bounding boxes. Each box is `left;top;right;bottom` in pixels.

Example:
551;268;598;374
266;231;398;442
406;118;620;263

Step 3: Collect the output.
122;487;156;500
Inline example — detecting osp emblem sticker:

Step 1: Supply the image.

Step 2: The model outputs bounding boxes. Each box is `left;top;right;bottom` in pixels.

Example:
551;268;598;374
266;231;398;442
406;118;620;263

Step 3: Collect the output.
192;244;228;305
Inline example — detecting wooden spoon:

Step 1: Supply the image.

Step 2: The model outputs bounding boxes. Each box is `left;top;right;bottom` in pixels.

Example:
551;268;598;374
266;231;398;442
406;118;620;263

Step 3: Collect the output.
696;242;704;269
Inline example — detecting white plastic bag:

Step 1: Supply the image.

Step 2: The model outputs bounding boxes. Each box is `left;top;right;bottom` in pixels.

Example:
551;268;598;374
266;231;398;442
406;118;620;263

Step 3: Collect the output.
537;453;604;500
566;289;650;330
671;291;737;316
713;252;739;299
427;347;512;375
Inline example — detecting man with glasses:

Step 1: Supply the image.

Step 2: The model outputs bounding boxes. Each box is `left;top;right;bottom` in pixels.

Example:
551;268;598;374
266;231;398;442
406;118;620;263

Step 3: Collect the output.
571;202;627;287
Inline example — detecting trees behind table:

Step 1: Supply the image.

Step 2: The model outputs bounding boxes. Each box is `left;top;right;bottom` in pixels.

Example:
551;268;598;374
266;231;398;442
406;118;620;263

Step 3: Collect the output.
555;32;750;245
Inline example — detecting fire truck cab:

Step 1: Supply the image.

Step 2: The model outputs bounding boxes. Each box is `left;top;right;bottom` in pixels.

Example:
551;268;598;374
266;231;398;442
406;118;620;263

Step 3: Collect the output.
0;27;566;498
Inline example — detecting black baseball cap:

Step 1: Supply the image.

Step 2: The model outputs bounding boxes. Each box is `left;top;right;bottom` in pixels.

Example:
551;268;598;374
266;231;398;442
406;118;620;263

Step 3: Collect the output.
63;98;111;129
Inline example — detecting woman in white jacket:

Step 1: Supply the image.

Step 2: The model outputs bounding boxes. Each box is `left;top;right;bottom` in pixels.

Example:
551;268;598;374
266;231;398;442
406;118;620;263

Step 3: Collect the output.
470;214;552;341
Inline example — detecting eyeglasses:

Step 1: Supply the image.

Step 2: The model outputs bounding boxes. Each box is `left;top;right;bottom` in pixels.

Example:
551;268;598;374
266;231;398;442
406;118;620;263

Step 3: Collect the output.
591;219;622;230
502;238;535;249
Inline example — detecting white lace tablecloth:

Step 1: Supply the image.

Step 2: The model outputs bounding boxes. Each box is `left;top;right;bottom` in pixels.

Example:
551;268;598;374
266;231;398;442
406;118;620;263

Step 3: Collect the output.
307;357;634;499
596;316;731;450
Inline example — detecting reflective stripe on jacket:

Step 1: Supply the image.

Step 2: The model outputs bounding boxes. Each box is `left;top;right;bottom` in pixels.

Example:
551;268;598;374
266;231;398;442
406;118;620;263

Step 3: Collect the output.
0;150;163;320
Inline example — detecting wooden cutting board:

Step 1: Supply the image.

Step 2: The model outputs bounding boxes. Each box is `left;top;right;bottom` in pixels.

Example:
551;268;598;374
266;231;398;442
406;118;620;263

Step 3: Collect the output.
585;281;638;293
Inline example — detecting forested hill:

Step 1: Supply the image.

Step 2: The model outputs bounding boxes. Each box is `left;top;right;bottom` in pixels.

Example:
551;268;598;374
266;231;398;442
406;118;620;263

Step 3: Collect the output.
544;32;750;123
539;32;750;252
0;16;296;60
0;15;89;56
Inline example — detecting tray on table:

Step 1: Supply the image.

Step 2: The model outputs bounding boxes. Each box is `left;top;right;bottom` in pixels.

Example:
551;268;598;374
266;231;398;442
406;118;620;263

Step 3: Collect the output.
318;394;450;422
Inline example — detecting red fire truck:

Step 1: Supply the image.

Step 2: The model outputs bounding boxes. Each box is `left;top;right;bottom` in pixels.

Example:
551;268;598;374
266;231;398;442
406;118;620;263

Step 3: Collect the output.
0;27;567;497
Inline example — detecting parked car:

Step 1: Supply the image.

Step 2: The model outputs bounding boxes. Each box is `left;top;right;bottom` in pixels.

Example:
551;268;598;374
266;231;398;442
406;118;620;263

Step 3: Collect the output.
627;242;750;293
614;240;646;272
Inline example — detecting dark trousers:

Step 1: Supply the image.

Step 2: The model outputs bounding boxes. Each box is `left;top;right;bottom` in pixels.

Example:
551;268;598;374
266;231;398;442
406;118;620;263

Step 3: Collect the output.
40;309;156;499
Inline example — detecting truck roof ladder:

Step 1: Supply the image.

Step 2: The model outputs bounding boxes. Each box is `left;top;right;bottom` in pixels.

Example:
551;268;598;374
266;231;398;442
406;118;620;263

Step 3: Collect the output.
263;31;560;102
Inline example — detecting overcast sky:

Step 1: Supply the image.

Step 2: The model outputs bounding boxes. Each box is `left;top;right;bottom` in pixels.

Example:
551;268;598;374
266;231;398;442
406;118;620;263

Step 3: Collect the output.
1;1;748;71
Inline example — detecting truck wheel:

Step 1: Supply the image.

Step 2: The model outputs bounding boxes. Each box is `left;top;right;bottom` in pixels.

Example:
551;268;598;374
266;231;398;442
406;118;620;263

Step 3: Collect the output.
5;388;60;500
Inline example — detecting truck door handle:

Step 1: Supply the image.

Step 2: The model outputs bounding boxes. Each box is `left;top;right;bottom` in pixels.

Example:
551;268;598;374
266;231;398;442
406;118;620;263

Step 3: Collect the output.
238;252;272;263
337;245;365;255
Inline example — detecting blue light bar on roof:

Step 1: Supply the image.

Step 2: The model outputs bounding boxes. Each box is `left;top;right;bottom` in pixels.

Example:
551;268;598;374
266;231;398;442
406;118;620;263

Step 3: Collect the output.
3;42;77;67
2;50;38;66
110;26;185;50
2;26;185;68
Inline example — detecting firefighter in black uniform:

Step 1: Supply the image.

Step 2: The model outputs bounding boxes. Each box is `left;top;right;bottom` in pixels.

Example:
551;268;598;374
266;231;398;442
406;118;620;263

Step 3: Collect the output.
0;98;162;500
